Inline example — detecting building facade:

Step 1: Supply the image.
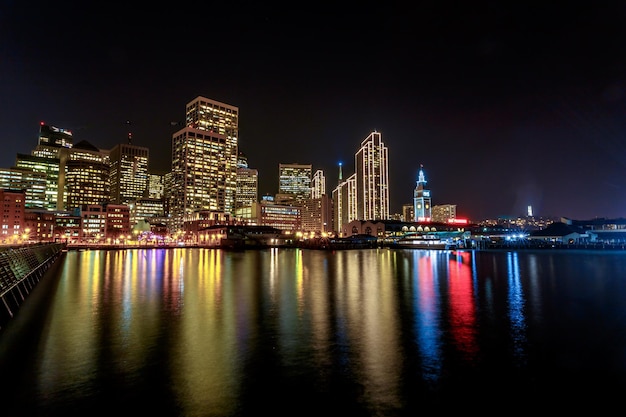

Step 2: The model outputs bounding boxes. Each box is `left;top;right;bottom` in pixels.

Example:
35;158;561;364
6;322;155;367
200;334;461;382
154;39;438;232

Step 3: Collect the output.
311;169;326;199
235;151;258;212
355;131;389;221
62;140;110;210
169;96;239;232
109;143;149;205
278;163;312;204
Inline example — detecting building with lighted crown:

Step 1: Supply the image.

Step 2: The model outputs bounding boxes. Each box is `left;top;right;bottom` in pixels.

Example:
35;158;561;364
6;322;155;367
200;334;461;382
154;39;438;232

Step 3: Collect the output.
356;131;389;221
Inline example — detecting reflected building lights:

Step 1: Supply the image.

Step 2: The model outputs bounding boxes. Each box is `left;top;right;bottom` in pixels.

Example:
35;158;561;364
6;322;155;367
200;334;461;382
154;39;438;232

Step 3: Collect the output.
507;252;528;365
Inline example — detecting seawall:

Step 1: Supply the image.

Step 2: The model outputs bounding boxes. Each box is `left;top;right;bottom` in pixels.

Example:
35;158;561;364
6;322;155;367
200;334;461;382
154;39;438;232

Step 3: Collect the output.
0;243;66;331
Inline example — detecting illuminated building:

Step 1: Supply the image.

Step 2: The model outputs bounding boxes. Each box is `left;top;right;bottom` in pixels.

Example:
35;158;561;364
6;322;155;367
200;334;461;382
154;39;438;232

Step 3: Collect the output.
413;164;431;221
332;168;357;236
311;169;326;199
33;122;73;157
62;140;110;210
108;143;149;205
104;204;131;240
24;122;74;210
170;96;238;232
432;204;457;223
147;172;165;199
257;201;301;232
402;203;414;223
278;163;312;204
300;194;333;234
235;151;258;212
0;167;47;209
356;131;389;221
129;198;165;226
0;189;25;242
24;209;55;242
15;153;60;211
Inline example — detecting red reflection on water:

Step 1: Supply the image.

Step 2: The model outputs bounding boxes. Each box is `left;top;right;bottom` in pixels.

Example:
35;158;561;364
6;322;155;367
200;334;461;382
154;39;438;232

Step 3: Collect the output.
447;252;478;358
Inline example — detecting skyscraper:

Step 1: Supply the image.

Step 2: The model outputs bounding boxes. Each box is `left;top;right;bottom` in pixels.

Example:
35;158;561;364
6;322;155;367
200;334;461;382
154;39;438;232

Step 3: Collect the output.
332;161;357;236
235;151;258;212
63;140;111;210
413;165;432;221
170;96;239;231
311;169;326;199
278;163;312;203
355;131;389;221
15;153;61;211
109;143;149;205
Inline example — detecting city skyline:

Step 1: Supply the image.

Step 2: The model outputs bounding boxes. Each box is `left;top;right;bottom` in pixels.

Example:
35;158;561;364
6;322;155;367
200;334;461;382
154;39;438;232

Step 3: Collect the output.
2;4;625;220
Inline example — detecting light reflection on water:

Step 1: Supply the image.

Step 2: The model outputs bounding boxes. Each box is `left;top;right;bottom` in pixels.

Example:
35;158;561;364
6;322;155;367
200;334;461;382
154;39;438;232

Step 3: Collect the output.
2;248;626;415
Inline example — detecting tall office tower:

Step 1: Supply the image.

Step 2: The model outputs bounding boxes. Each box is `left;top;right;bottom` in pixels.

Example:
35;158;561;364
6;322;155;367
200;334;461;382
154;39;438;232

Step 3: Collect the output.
170;96;239;231
62;140;111;210
413;164;432;221
235;151;258;211
15;153;61;210
0;167;47;208
108;143;149;205
278;163;312;203
355;131;389;221
332;168;357;236
33;122;73;158
311;169;326;199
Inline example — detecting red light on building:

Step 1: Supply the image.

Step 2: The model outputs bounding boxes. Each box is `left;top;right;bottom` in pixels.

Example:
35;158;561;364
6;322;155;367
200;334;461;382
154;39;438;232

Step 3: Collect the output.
447;218;468;225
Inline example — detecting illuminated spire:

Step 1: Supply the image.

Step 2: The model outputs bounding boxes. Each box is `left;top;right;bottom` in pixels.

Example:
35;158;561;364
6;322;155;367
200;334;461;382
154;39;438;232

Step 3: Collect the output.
338;161;343;182
417;164;427;189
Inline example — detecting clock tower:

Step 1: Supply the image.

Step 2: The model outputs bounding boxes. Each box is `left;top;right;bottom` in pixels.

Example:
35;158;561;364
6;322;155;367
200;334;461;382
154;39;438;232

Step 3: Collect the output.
413;165;432;221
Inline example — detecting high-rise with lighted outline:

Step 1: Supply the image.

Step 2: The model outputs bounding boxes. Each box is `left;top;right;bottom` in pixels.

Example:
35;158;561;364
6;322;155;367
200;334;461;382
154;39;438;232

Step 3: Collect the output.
355;131;389;221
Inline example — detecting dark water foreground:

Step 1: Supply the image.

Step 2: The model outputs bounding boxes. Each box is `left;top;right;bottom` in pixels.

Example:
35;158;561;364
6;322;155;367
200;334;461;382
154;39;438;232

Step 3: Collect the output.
1;248;625;416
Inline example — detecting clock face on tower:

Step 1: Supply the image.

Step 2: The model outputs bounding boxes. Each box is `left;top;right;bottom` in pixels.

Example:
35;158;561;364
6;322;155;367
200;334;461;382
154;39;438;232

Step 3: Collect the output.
424;191;430;197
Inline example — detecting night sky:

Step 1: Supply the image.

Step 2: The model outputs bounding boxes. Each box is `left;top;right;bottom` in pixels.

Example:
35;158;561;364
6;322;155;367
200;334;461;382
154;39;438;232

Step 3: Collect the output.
2;2;625;221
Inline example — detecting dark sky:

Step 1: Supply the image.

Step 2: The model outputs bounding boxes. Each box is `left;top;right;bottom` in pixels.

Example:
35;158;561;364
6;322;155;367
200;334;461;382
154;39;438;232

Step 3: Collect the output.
2;2;626;221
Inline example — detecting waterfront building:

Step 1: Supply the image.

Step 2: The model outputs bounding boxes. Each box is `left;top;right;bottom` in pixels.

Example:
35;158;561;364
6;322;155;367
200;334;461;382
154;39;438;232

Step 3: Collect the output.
402;203;414;223
54;211;82;242
129;197;165;226
105;204;131;241
0;167;47;209
278;163;312;204
413;164;432;221
300;194;333;235
0;188;25;243
355;131;389;221
432;204;457;223
24;209;55;242
257;200;301;232
108;143;149;205
169;96;238;232
78;204;107;242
